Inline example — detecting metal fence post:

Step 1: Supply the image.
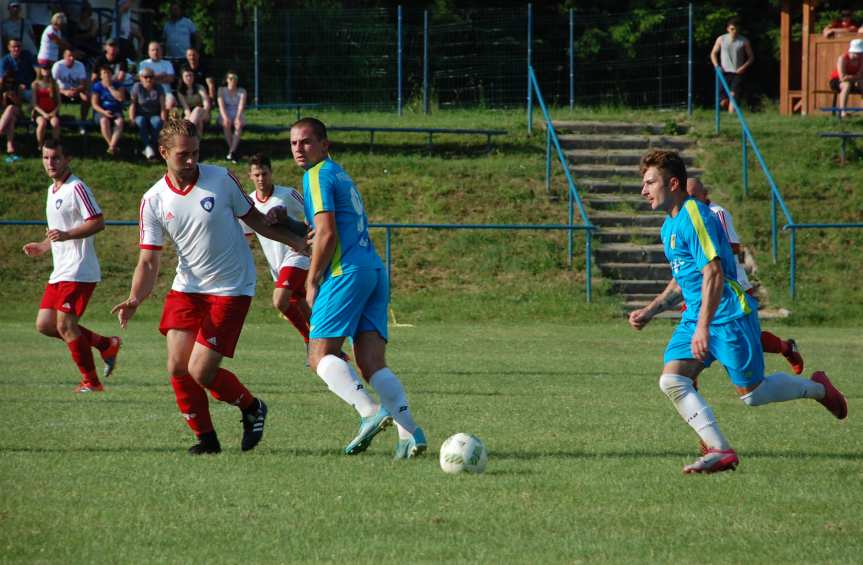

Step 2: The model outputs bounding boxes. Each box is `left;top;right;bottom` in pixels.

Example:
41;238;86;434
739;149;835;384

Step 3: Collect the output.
527;3;533;133
397;5;403;115
545;128;552;193
742;130;749;197
687;3;693;117
423;10;429;114
253;6;260;109
715;69;720;134
789;228;797;299
569;9;574;111
386;227;392;300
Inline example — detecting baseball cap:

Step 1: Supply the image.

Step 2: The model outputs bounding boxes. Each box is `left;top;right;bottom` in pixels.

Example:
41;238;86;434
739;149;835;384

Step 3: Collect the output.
851;39;863;54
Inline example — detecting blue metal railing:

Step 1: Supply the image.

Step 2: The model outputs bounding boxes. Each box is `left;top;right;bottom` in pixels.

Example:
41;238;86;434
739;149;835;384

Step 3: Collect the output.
527;65;595;302
714;67;863;298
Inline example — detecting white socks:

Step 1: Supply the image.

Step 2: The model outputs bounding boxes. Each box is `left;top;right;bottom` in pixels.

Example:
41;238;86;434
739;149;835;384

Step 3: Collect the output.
316;355;376;418
740;372;825;406
370;367;417;437
659;373;732;451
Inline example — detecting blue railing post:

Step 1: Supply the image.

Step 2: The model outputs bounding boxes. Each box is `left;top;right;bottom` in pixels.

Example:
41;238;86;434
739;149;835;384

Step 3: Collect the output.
423;10;429;114
771;193;778;262
586;231;592;303
568;189;574;270
714;69;720;134
545;128;552;193
386;227;392;299
527;3;533;133
687;3;693;117
742;130;749;197
397;5;403;116
253;6;260;108
569;9;574;111
790;228;797;299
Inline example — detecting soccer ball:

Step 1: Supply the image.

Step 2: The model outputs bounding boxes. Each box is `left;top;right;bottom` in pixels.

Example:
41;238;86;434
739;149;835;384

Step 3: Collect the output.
439;433;487;474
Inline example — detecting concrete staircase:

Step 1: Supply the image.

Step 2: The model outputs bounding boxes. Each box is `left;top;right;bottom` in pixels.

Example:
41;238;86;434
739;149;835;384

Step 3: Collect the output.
551;121;698;313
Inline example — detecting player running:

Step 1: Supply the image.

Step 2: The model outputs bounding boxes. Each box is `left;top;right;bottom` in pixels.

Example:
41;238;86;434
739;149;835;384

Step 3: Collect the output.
629;150;847;474
23;140;121;393
271;117;426;458
112;117;308;455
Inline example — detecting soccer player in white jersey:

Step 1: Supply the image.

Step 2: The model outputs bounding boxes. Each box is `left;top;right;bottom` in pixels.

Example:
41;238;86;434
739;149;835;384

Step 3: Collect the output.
629;150;846;474
111;118;309;455
23;140;121;393
686;178;804;375
240;153;312;348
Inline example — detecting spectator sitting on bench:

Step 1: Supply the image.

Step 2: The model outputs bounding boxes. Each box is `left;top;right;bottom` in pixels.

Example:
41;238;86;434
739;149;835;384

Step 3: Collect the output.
217;70;246;163
182;47;215;100
822;8;861;38
52;48;89;132
129;67;165;160
177;67;210;137
31;62;60;149
0;38;36;104
0;70;21;162
138;41;176;111
830;38;863;118
91;65;126;156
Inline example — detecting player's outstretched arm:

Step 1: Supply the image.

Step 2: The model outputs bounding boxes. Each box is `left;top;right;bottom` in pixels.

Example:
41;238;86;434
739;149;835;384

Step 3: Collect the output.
243;207;309;252
22;238;51;257
629;278;682;330
112;248;161;329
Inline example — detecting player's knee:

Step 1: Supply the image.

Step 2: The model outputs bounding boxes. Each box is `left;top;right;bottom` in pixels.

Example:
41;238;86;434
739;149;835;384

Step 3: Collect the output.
659;373;693;402
36;319;55;336
166;357;189;377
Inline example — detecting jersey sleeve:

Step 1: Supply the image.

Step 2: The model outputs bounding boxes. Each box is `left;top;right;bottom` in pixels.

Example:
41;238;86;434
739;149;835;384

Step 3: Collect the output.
225;170;253;218
285;188;306;222
715;208;741;245
73;182;102;221
306;165;336;215
682;200;722;272
138;196;164;250
238;217;254;236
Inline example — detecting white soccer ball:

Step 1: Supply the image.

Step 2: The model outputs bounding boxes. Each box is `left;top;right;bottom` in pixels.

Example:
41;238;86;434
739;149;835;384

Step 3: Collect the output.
439;433;487;474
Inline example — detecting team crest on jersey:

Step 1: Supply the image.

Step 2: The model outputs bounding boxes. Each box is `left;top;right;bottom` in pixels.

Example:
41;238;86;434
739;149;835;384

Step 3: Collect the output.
670;234;676;249
55;198;63;209
200;196;215;212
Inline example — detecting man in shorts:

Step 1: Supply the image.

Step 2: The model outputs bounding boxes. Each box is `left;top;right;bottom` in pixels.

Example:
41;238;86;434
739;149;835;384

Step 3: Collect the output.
112;118;309;455
628;150;847;474
23;139;121;392
277;117;426;458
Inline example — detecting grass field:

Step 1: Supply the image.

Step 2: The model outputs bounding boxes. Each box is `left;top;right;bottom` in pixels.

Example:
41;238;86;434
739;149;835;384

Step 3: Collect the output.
1;317;860;563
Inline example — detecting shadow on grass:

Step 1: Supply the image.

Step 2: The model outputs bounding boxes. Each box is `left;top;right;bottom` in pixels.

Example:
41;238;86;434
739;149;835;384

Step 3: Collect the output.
491;449;863;461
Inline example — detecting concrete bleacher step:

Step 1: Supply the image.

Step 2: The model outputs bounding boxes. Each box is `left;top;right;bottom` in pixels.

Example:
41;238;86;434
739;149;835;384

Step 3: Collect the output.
580;179;644;194
595;243;666;263
593;227;661;244
558;134;694;151
611;279;670;295
548;121;689;136
571;164;702;179
586;194;652;212
589;211;665;228
601;262;672;280
566;149;696;167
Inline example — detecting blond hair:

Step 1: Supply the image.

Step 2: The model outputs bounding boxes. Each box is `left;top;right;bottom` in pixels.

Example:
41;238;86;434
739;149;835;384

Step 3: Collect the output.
158;116;198;149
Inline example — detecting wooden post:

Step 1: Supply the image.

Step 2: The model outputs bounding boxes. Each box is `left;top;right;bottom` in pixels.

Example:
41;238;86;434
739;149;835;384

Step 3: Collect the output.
802;0;812;115
780;0;791;115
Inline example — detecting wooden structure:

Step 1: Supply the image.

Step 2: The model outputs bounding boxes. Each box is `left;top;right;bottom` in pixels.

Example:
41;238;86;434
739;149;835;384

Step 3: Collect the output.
780;0;863;115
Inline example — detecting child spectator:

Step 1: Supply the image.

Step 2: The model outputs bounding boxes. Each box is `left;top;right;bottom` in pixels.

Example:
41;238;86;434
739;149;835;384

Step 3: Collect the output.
0;71;21;162
129;68;165;160
90;65;125;155
217;71;246;163
31;62;60;148
177;67;209;136
37;13;70;67
52;48;89;129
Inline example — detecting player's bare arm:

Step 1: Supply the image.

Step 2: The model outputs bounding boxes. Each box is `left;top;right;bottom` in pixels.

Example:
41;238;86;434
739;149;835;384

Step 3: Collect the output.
692;258;724;361
112;248;162;328
242;207;308;252
263;205;310;237
22;238;52;256
628;278;682;330
46;215;105;242
305;211;338;308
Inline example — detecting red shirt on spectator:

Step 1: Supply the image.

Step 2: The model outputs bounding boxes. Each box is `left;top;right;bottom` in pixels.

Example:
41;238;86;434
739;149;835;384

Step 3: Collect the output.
830;53;863;80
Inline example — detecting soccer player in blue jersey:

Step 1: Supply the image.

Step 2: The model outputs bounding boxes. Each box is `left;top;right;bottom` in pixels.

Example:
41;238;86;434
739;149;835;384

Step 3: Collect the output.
281;117;426;458
628;150;847;474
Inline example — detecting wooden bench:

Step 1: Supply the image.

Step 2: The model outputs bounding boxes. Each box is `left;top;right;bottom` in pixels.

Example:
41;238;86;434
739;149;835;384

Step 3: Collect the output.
818;131;863;163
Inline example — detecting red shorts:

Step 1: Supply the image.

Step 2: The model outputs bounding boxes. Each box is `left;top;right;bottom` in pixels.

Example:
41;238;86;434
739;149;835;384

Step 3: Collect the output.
275;266;308;296
39;281;96;317
159;290;252;358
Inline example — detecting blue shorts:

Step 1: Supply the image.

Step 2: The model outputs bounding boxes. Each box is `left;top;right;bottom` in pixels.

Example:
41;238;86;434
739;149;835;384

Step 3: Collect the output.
663;310;764;388
309;268;389;341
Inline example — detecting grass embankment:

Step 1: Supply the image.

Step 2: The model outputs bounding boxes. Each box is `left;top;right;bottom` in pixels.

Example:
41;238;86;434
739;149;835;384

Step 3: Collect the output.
0;106;859;324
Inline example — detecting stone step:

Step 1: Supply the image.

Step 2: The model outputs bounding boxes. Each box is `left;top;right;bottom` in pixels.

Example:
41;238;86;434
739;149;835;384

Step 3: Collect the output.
548;121;689;136
590;212;665;228
566;149;696;167
593;227;661;244
611;279;670;295
595;243;666;263
580;179;644;194
622;303;683;319
571;164;702;180
601;262;672;280
623;292;664;304
558;134;695;151
587;194;651;212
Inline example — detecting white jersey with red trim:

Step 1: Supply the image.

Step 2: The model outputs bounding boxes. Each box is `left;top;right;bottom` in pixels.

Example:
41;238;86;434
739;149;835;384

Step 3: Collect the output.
139;163;257;296
240;185;310;280
46;173;102;284
709;202;752;291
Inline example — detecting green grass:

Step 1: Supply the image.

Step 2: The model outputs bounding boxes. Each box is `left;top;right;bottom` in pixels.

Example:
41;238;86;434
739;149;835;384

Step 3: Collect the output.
1;318;860;563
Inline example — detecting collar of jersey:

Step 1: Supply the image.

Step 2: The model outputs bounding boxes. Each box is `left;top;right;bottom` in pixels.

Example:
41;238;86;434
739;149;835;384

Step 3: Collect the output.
52;171;73;193
255;189;273;203
164;168;200;195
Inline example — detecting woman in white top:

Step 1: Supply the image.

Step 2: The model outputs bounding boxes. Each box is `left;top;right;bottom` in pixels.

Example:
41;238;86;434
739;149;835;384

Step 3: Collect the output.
37;13;70;67
217;71;246;163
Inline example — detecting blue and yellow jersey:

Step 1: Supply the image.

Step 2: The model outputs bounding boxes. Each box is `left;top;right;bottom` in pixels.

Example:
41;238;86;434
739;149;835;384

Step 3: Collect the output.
303;158;384;279
661;197;753;325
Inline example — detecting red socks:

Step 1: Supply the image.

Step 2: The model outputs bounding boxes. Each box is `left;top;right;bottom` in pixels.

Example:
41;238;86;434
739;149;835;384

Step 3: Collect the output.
206;368;254;410
66;335;99;384
171;375;214;435
281;302;310;342
78;326;112;352
760;331;788;355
